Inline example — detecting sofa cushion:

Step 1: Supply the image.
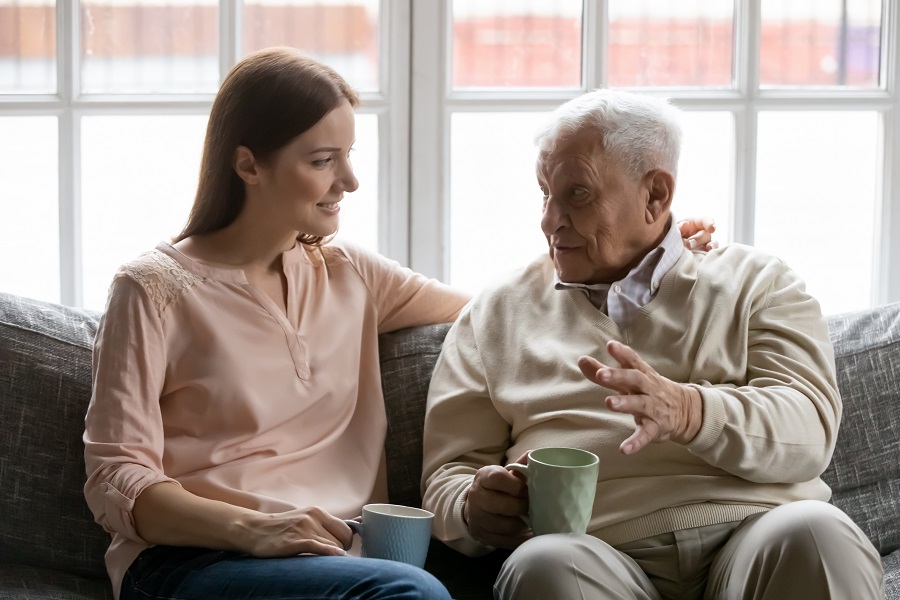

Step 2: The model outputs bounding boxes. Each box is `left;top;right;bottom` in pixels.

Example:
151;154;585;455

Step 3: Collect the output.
0;563;113;599
379;323;453;508
885;550;900;600
0;293;108;580
823;301;900;557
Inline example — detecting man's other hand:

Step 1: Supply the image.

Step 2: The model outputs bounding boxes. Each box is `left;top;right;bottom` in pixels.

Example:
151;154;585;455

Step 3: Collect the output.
463;463;531;549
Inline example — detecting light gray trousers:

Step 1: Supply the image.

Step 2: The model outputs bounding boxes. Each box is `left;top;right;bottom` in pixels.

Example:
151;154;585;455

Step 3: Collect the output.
494;500;884;600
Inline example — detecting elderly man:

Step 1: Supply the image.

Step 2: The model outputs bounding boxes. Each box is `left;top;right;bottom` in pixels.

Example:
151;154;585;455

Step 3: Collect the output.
420;89;883;599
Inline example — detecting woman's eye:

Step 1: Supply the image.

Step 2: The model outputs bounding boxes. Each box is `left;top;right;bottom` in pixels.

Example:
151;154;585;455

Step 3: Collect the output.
313;157;334;167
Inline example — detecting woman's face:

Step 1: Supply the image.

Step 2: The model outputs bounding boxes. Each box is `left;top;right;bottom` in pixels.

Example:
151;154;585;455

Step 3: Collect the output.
253;100;359;237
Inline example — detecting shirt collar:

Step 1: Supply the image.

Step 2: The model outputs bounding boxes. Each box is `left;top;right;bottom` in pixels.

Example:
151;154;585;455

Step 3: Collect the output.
553;215;684;297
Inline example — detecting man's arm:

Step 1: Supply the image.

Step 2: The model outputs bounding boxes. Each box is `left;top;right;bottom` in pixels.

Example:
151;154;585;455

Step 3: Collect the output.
578;261;840;484
420;304;528;555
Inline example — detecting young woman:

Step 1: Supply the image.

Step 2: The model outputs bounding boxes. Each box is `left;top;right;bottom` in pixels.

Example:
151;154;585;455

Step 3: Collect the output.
84;47;716;600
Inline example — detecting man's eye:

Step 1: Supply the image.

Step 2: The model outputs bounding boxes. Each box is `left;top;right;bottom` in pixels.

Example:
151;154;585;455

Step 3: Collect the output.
570;188;591;204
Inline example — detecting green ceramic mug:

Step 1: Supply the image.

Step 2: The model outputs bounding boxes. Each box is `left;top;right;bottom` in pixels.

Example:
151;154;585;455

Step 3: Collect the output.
506;447;599;536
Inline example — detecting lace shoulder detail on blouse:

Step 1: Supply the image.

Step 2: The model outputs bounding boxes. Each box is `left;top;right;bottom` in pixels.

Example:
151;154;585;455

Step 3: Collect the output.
115;250;205;317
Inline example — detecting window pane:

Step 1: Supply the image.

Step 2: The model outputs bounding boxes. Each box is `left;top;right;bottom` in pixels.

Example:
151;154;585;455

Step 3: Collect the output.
452;0;582;89
80;1;218;94
608;0;734;88
0;117;59;302
81;115;207;310
333;113;378;251
755;112;878;315
450;112;547;294
675;111;734;242
0;0;56;93
760;0;881;87
242;0;379;92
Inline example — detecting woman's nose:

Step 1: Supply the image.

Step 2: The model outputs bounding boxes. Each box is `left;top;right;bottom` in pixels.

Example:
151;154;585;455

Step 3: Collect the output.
339;160;359;193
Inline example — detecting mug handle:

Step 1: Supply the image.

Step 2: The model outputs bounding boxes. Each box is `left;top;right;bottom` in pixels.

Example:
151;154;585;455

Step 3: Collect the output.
504;463;532;528
505;462;528;477
344;519;363;536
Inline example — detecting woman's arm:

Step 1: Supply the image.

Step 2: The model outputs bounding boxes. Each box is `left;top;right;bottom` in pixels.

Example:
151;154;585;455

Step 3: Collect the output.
133;482;353;556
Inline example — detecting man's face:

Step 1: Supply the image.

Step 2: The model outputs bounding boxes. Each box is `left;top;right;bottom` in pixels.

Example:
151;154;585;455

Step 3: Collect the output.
536;130;656;285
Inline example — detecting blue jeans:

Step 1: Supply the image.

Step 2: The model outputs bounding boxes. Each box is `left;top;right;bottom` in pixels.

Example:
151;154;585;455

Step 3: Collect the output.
121;545;452;600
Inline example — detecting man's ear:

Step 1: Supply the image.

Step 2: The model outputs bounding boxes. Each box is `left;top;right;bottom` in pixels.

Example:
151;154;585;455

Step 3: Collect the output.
644;169;675;224
234;145;260;185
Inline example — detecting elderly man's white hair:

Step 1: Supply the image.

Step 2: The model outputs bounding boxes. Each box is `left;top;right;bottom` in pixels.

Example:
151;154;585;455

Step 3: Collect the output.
535;89;683;179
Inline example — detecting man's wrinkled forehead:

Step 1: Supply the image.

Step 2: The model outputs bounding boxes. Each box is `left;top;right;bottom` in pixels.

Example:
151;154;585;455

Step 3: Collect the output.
537;132;605;178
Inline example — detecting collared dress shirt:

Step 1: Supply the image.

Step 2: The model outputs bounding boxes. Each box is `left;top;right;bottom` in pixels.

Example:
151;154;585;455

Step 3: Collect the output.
554;216;685;327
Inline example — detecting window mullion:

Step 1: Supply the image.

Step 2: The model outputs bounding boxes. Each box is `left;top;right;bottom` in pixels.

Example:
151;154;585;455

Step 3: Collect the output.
221;0;240;81
584;0;604;90
732;0;760;246
58;0;80;306
409;0;447;280
883;0;900;304
380;0;411;265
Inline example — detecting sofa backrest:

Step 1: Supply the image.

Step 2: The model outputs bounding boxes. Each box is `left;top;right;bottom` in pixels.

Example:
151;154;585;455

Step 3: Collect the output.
823;301;900;556
1;289;898;583
0;292;107;578
378;323;453;508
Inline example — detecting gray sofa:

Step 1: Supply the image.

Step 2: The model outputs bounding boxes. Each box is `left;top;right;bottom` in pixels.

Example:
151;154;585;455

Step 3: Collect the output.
0;290;897;599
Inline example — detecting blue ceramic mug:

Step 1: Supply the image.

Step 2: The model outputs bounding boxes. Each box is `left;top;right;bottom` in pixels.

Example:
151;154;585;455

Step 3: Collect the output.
344;503;434;568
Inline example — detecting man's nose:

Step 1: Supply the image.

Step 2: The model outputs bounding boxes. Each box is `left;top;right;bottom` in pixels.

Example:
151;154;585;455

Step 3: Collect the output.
541;195;568;236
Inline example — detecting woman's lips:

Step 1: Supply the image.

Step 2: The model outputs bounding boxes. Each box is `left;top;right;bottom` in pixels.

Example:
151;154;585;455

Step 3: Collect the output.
317;201;341;215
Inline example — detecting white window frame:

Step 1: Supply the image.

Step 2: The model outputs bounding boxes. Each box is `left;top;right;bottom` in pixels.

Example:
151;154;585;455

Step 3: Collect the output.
2;0;899;307
0;0;411;308
409;0;900;307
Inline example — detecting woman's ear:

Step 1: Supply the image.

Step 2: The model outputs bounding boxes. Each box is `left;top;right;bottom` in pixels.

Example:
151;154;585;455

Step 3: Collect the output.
234;145;259;185
644;169;675;224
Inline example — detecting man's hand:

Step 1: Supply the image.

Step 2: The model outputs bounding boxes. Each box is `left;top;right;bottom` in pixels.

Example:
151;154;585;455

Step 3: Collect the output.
578;341;703;455
678;217;718;251
463;463;531;549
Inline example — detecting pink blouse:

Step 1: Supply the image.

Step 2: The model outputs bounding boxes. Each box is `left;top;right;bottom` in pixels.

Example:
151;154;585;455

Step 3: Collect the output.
83;240;469;598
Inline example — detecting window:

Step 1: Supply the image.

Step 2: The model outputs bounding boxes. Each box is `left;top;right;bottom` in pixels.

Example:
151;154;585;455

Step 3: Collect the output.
2;0;899;315
411;0;900;315
0;0;399;310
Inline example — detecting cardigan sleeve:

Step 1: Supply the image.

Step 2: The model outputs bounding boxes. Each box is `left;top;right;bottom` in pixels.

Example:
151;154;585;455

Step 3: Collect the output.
420;303;511;557
685;260;842;484
83;274;180;543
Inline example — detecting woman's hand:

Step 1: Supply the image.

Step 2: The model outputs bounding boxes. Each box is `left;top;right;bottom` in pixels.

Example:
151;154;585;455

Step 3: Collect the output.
236;506;353;557
677;217;718;251
133;482;353;557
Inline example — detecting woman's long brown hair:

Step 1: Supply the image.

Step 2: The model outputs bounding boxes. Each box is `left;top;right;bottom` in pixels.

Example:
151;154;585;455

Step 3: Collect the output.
174;47;359;246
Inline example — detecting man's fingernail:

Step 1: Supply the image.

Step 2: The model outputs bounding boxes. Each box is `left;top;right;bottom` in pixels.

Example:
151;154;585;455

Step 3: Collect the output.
688;239;696;249
622;443;633;454
609;398;620;408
